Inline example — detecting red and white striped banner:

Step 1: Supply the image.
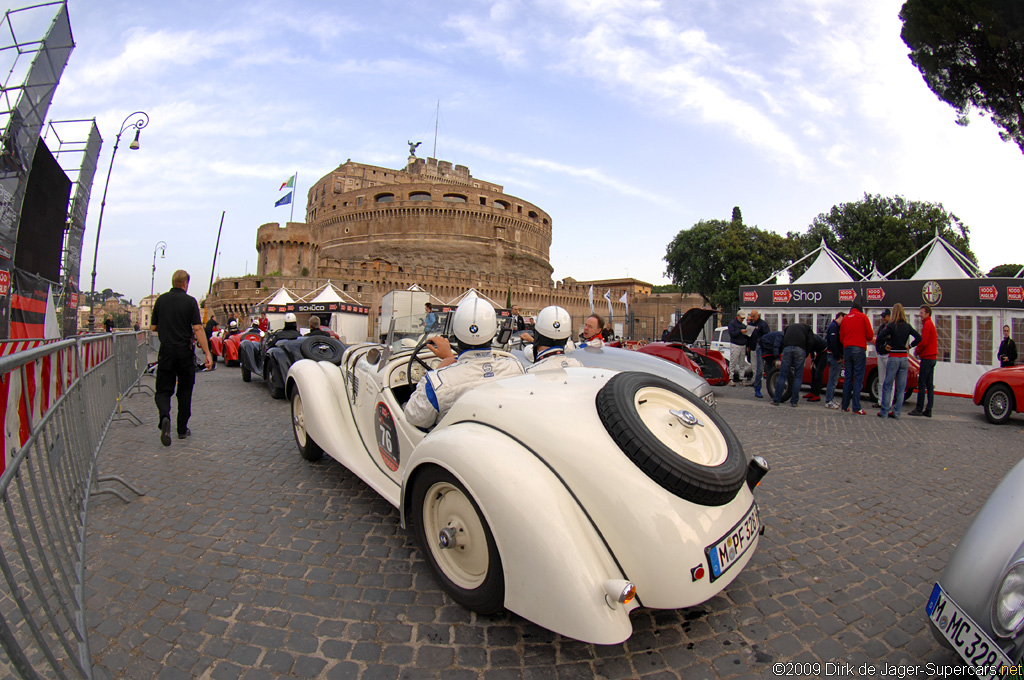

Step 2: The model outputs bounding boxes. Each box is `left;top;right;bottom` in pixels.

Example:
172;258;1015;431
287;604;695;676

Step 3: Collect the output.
1;340;80;475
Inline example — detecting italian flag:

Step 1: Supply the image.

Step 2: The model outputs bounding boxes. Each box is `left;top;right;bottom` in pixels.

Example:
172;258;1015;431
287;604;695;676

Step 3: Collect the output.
279;175;294;190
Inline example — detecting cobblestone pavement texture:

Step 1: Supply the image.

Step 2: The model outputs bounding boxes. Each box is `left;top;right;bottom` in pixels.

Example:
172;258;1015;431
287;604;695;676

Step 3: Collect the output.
73;358;1023;679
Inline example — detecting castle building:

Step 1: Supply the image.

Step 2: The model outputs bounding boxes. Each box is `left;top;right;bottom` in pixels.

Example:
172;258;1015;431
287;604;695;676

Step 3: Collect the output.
207;156;704;340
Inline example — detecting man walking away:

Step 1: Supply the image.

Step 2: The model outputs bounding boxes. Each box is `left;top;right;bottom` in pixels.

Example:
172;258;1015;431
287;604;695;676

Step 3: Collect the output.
839;301;874;415
152;270;212;446
909;305;937;418
824;312;845;409
728;311;748;385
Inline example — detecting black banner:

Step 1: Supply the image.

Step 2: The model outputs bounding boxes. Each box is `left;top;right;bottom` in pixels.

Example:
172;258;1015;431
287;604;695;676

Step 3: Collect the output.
739;278;1024;310
266;301;370;315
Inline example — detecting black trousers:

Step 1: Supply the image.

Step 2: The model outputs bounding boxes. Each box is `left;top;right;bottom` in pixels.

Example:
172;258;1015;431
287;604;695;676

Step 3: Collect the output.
155;345;196;435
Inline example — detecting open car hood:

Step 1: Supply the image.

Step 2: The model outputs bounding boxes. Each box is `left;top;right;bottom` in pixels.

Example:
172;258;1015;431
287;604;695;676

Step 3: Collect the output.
666;308;717;344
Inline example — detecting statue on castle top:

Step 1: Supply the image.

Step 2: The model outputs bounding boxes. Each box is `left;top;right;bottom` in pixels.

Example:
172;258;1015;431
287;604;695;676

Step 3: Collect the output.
408;141;422;157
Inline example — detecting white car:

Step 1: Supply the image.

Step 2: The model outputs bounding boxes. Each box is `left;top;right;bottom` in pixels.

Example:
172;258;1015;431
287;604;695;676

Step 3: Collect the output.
286;314;768;643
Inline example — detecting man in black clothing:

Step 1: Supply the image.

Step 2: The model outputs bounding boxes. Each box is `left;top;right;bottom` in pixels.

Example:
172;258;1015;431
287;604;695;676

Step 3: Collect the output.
152;270;212;446
306;316;331;337
773;322;814;407
510;305;526;332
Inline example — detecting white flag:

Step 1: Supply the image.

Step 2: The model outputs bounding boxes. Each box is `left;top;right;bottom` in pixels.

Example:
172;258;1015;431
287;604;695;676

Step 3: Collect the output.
619;291;628;315
588;285;594;313
604;290;612;321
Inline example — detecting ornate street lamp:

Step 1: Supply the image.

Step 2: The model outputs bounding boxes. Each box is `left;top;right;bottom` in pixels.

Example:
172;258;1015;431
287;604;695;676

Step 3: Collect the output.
150;240;166;300
87;111;149;332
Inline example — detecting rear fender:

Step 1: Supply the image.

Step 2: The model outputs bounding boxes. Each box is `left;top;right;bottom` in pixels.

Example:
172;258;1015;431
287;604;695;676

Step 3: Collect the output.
401;422;635;644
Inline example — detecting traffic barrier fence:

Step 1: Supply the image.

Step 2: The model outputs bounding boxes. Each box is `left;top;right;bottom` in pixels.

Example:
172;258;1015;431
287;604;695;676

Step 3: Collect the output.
0;331;149;679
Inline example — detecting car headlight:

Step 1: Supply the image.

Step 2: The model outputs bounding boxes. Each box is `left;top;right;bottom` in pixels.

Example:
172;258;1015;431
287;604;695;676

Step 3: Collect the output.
992;559;1024;637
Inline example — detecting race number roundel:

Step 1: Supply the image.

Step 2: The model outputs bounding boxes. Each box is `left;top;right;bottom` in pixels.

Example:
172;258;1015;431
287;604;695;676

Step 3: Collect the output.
375;402;400;471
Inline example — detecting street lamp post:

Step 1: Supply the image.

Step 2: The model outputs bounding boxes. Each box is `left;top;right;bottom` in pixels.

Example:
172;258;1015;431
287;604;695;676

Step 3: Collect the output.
150;240;167;300
87;111;149;332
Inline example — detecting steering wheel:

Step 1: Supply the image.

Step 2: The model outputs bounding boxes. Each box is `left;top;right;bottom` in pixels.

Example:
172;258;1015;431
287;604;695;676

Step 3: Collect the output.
406;331;436;387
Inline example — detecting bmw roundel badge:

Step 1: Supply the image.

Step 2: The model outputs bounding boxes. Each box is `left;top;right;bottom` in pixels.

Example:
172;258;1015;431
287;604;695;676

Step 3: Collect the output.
469;324;478;333
553;321;560;329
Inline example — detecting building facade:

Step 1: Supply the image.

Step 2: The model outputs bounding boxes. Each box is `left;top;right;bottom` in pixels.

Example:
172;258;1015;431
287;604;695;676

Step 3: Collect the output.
207;157;705;341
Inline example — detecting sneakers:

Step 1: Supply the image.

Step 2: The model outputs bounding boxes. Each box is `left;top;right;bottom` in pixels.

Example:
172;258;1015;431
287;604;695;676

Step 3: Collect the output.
853;409;866;415
806;395;821;402
159;417;171;447
177;429;191;440
825;400;840;410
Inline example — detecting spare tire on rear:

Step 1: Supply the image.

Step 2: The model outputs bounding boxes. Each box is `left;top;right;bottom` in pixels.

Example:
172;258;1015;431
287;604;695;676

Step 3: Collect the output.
300;336;345;364
595;372;747;506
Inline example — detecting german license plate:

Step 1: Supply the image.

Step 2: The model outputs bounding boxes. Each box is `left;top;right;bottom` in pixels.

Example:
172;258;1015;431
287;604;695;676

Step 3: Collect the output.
926;583;1014;677
705;503;759;582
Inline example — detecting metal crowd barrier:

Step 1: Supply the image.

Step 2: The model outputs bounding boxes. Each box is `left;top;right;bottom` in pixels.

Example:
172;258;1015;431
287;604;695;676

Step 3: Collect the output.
0;332;148;679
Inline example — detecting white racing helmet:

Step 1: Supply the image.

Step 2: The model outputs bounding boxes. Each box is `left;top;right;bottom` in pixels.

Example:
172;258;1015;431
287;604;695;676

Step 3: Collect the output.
452;296;497;346
524;305;572;362
284;312;297;323
534;306;572;341
228;320;238;329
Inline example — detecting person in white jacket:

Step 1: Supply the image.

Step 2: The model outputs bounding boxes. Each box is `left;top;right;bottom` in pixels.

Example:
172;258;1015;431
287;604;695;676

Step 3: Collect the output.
521;306;583;373
404;296;524;428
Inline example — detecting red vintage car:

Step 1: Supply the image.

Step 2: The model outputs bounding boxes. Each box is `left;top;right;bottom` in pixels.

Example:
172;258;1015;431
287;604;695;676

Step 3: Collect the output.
767;353;920;403
637;309;730;386
973;365;1024;424
211;328;263;367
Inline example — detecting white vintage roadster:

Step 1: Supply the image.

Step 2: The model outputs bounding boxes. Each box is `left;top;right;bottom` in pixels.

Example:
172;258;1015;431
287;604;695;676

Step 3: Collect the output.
286;313;768;643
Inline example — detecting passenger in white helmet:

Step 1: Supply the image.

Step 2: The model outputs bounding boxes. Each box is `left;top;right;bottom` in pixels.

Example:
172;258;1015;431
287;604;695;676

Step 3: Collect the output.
267;312;301;348
520;306;583;373
404;296;525;428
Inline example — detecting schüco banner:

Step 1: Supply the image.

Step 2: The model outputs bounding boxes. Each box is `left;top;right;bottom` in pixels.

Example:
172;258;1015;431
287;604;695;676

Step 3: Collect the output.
266;301;370;315
739;278;1024;310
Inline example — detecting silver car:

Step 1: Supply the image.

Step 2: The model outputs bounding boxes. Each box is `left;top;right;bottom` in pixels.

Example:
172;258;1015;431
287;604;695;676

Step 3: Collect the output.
925;456;1024;673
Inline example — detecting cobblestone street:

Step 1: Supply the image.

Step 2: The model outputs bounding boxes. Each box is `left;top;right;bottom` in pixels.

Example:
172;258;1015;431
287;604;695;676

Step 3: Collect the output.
82;363;1024;679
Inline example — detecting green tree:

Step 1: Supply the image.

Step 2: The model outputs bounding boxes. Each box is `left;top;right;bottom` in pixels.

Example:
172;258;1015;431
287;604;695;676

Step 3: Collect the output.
650;284;682;293
900;0;1024;152
731;206;743;224
665;219;801;310
791;194;975;280
988;263;1023;277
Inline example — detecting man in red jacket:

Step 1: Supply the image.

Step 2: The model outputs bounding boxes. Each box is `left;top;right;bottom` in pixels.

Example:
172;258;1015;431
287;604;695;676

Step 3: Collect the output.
839;301;874;414
909;305;938;417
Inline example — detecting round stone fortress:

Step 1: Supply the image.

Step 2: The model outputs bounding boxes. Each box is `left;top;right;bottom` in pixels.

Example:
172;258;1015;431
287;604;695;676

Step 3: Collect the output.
256;157;552;282
208;155;698;341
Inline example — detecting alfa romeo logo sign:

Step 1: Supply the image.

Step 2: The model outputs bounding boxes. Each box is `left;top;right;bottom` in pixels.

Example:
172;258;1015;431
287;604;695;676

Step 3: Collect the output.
922;281;942;305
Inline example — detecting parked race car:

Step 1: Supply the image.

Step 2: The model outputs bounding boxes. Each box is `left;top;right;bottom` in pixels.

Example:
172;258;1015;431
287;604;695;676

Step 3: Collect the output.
637;309;732;386
240;333;345;399
222;327;263;367
925;456;1024;674
766;354;920;403
973;365;1024;424
286;306;767;643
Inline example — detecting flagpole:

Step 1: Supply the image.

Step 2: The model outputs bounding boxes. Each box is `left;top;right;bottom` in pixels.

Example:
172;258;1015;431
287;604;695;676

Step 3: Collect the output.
206;210;225;322
289;171;297;222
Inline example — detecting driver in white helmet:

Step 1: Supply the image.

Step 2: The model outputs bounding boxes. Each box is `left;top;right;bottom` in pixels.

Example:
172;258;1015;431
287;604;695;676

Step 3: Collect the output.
405;296;525;428
520;306;583;373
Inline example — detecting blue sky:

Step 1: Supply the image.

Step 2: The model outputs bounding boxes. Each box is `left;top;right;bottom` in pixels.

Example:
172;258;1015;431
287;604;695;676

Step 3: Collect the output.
4;0;1022;303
